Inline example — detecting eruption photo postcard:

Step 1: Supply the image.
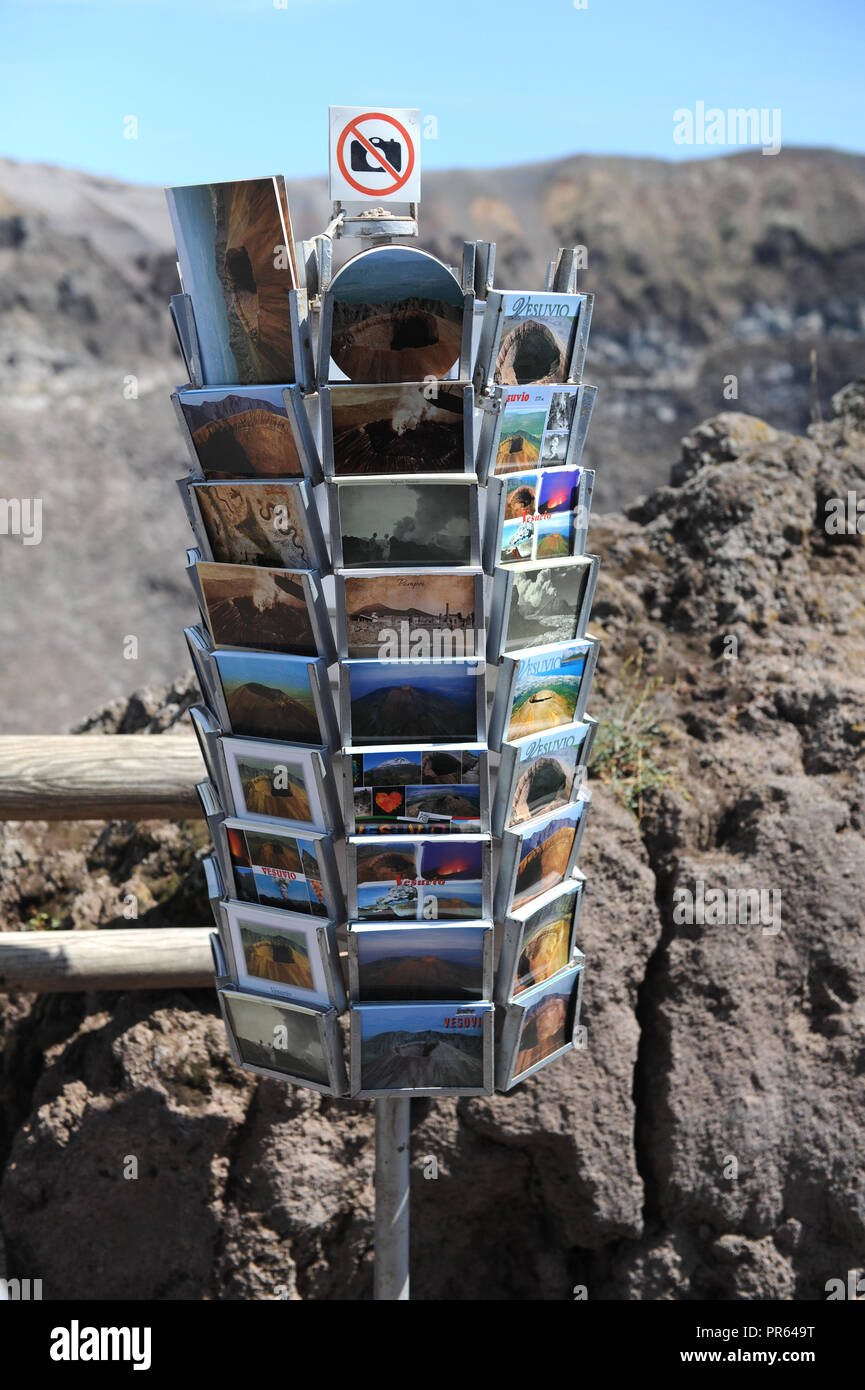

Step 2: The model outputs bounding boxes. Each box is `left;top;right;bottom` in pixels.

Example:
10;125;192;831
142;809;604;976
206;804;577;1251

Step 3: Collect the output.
317;244;473;385
346;834;492;922
319;382;475;477
495;875;585;1005
340;657;486;746
335;568;484;661
219;986;347;1096
343;741;490;836
473;290;594;396
171;382;321;483
483;467;594;573
496;797;590;919
346;921;494;1004
475;381;597;484
350;1000;494;1099
488;636;600;751
221;734;342;835
194;644;338;747
178;476;329;573
217;817;344;923
186;555;335;662
327;474;481;570
492;716;597;836
165;177;304;387
487;554;600;659
496;957;585;1091
221;901;345;1012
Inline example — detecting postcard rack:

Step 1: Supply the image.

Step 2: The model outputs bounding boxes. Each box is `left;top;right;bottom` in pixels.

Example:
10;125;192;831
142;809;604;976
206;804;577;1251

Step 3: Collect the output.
163;173;600;1299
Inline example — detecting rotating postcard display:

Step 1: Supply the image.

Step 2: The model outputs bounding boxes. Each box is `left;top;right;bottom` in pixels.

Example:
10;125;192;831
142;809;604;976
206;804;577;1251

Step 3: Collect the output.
166;174;598;1101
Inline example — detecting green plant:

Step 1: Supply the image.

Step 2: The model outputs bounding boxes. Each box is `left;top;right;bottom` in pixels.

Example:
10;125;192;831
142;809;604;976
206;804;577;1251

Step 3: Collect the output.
592;654;676;820
22;910;63;932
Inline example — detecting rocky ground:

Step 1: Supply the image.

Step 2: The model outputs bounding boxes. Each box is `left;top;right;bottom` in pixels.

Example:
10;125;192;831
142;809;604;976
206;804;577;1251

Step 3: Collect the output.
1;384;863;1300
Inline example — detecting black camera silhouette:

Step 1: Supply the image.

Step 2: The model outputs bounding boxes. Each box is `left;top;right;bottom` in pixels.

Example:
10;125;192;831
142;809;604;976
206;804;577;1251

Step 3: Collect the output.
350;135;402;173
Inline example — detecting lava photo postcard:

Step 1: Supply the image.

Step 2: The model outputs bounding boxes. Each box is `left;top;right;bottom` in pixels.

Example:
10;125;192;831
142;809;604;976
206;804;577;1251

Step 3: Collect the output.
347;921;493;1003
351;1001;493;1098
224;901;344;1010
492;717;596;836
165;178;299;385
318;244;469;384
172;383;319;481
219;988;345;1095
341;657;485;745
320;382;474;476
181;477;328;572
328;474;480;570
344;742;488;836
222;735;339;834
496;876;585;1004
496;800;589;919
336;568;484;661
497;958;585;1091
219;818;343;921
483;467;593;571
346;834;491;922
488;637;599;750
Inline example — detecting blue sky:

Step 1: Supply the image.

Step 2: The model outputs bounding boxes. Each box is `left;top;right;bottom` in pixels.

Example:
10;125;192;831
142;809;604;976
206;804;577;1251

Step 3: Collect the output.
1;0;863;185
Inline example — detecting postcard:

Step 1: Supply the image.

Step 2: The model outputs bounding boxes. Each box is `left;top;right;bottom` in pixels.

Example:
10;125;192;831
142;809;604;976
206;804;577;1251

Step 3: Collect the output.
342;658;485;744
474;291;593;395
220;988;344;1093
499;879;584;1002
173;385;308;479
346;743;487;836
222;736;335;833
489;637;598;749
492;718;596;835
187;480;324;571
321;244;466;383
348;834;490;921
224;900;342;1009
492;383;596;473
488;555;599;658
347;922;493;1002
212;650;335;745
220;818;341;919
352;1001;493;1096
193;560;325;657
500;961;585;1089
337;569;483;660
329;476;479;569
321;382;473;476
484;467;592;573
165;178;298;385
497;803;589;919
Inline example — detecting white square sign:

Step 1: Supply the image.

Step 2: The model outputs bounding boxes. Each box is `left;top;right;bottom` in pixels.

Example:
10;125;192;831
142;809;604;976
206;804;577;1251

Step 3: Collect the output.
329;106;421;205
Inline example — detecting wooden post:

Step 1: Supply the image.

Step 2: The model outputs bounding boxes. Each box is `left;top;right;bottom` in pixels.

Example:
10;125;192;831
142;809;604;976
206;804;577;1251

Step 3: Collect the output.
0;736;205;821
0;928;213;993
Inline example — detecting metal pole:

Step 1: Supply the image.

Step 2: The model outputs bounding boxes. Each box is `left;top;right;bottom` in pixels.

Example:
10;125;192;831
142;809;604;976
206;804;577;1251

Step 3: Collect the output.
373;1097;410;1300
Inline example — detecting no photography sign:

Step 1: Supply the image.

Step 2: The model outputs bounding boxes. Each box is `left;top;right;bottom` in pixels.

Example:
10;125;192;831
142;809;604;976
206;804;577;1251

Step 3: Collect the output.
329;106;421;204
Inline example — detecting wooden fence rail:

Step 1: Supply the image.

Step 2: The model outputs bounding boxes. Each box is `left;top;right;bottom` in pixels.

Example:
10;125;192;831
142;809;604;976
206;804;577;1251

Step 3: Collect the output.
0;928;214;993
0;736;205;821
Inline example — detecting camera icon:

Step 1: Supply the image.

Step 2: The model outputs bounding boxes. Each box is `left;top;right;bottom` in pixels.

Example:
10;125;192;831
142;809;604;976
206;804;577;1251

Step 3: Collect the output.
350;135;402;173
